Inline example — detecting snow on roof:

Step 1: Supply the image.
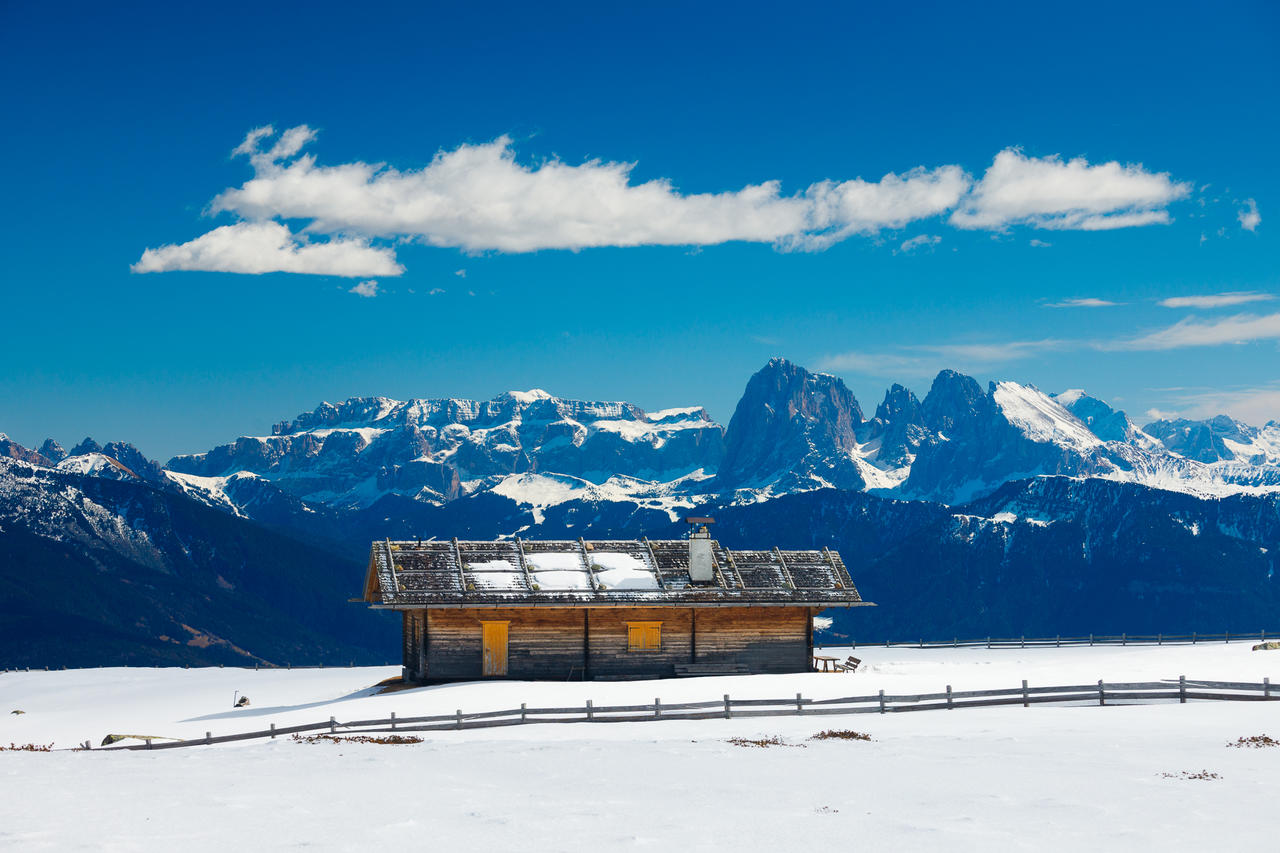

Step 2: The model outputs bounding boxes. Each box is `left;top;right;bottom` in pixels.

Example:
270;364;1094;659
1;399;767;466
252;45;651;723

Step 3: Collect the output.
366;538;864;608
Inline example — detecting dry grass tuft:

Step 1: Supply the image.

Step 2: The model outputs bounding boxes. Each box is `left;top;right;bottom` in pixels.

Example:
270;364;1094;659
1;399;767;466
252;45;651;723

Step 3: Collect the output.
1227;734;1278;749
725;735;804;748
1;742;52;752
810;729;872;741
291;734;422;745
1160;770;1220;780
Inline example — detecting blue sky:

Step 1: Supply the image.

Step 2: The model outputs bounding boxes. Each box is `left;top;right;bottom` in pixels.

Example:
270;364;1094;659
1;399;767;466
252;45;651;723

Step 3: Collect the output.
1;1;1277;460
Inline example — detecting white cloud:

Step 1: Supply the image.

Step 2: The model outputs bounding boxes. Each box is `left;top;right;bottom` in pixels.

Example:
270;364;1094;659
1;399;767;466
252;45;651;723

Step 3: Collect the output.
894;234;941;254
919;339;1069;363
818;338;1066;376
1238;198;1261;231
1158;291;1274;309
821;309;1280;384
428;287;445;295
454;269;466;278
815;351;942;377
1110;312;1280;350
1029;238;1051;247
788;170;969;250
349;279;379;297
131;221;403;277
949;148;1190;231
210;127;970;254
137;127;1202;276
1151;384;1280;426
1045;297;1121;308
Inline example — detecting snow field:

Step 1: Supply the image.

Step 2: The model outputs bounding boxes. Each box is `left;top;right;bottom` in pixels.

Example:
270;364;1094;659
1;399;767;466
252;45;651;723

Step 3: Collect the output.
1;643;1277;851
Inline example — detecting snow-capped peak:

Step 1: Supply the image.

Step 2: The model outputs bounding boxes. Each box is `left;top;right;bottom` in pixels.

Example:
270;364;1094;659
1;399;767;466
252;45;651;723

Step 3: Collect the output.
1054;389;1086;407
991;382;1101;451
501;389;553;404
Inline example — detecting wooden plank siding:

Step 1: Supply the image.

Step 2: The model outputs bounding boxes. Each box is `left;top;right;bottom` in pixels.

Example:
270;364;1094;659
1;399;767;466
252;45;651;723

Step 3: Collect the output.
587;607;694;680
408;606;816;681
426;608;585;681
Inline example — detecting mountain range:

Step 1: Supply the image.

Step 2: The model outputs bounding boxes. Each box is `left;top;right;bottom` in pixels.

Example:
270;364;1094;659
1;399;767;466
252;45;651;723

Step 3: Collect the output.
3;358;1278;665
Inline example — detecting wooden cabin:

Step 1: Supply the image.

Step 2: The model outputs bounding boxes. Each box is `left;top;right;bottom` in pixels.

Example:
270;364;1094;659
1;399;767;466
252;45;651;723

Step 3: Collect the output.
361;528;870;682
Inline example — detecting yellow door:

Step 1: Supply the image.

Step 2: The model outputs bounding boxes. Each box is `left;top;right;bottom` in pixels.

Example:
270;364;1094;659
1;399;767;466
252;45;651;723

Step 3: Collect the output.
481;621;509;676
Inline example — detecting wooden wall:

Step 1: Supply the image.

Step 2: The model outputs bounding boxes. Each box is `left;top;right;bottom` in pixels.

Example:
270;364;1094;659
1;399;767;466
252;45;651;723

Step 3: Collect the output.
587;607;694;680
409;605;814;681
426;608;585;681
690;607;812;674
402;611;427;680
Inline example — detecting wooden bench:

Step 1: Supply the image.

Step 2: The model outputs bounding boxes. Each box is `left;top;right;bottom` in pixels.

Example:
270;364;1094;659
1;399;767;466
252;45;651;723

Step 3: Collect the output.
674;663;750;677
832;656;861;673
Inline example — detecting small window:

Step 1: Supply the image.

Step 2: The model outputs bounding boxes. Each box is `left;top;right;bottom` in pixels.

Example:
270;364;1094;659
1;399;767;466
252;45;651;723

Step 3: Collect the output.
627;621;662;652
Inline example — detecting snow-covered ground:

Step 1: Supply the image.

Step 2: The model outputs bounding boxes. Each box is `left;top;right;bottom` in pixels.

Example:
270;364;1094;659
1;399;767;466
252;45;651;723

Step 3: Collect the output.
2;643;1277;851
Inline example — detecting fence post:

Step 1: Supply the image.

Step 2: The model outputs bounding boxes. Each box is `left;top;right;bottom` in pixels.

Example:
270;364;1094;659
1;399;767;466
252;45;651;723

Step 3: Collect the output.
1225;631;1229;644
1158;633;1162;645
879;689;886;714
390;712;396;730
456;709;463;730
146;738;152;749
205;731;211;745
1192;632;1196;644
796;693;804;715
724;694;732;719
1179;675;1186;703
1021;636;1025;649
587;699;594;721
655;698;661;718
1022;679;1029;708
1097;680;1105;706
1122;633;1126;646
946;685;953;709
1264;678;1271;699
329;716;336;734
1055;635;1060;648
520;703;527;723
986;637;991;649
270;723;276;739
1089;634;1093;647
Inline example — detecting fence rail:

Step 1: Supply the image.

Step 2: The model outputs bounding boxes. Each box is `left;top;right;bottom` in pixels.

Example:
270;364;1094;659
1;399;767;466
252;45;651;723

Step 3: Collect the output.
94;674;1275;752
839;630;1278;650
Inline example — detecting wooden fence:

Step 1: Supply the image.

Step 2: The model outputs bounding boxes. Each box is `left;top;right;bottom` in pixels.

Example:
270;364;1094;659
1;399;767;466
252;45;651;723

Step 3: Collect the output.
96;675;1276;751
841;630;1278;650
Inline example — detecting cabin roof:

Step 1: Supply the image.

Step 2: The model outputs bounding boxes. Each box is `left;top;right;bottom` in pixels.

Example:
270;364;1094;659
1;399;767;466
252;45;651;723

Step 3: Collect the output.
363;538;869;609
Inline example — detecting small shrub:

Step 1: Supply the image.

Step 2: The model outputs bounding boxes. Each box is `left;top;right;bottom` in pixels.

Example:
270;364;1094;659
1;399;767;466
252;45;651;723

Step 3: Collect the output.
810;729;872;741
291;734;422;745
1;742;52;752
1228;734;1278;748
1160;770;1220;780
726;735;803;748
